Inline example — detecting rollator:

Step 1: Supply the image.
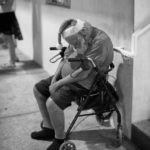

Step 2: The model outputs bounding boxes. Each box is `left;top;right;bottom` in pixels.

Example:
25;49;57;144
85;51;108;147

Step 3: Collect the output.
49;46;123;150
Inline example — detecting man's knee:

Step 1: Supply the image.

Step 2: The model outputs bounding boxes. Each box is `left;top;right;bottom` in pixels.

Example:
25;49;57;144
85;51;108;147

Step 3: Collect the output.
33;85;46;100
46;98;62;113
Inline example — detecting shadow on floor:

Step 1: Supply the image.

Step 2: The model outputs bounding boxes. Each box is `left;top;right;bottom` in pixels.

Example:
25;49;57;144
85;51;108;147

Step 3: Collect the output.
69;129;139;150
0;60;42;74
71;129;119;148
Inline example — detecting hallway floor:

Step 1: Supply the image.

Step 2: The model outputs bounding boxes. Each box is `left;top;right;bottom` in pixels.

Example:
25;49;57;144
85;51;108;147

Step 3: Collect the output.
0;47;139;150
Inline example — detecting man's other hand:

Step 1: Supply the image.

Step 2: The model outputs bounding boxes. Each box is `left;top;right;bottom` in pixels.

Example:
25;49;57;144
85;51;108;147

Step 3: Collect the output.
49;82;60;93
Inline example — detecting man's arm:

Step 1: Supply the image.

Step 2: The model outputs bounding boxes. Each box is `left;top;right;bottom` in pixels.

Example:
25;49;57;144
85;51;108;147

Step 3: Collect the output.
58;66;92;85
51;60;64;84
49;62;93;93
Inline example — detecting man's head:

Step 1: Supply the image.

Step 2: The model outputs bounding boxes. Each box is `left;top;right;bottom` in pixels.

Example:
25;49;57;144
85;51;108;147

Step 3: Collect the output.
59;19;93;53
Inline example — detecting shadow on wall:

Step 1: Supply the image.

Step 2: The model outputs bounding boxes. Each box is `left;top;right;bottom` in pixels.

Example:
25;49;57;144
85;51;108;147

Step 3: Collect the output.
114;58;133;138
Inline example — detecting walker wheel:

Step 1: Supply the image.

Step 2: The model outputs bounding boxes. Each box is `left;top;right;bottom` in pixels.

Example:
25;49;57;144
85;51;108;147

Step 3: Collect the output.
59;141;76;150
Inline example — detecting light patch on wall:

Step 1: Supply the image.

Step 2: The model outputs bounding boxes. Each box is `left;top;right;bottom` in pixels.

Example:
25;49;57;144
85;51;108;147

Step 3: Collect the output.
46;0;71;8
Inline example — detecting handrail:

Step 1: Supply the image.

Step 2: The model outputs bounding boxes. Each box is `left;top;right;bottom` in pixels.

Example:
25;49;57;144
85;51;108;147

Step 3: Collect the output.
133;23;150;36
131;23;150;57
114;47;134;58
114;23;150;59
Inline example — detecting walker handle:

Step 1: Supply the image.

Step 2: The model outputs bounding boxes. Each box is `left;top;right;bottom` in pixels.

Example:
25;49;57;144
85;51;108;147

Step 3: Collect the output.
50;47;58;50
68;58;85;62
49;46;67;63
68;58;96;68
68;58;96;70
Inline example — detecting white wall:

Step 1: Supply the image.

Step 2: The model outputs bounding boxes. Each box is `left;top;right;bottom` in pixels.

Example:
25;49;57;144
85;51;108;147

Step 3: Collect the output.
71;0;134;49
131;0;150;123
16;0;33;59
32;0;43;65
132;26;150;123
134;0;150;31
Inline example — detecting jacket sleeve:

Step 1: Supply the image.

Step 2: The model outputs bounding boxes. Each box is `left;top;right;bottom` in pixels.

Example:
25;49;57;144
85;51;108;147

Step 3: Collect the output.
86;34;113;71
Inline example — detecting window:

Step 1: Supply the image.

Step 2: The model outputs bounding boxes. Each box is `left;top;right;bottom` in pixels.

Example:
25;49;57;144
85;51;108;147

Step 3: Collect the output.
46;0;71;8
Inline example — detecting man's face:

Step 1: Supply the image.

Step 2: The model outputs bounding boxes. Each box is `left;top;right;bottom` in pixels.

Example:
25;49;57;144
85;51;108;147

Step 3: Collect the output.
65;33;87;54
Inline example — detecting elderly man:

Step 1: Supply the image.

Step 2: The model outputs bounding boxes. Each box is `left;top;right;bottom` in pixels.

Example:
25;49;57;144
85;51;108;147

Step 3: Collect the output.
31;18;114;150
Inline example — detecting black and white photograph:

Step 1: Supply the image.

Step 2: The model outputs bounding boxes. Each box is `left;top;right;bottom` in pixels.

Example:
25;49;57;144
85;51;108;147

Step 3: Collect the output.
0;0;150;150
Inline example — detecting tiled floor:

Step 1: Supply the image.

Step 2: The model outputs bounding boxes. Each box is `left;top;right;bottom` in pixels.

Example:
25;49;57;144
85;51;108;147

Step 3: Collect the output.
0;48;139;150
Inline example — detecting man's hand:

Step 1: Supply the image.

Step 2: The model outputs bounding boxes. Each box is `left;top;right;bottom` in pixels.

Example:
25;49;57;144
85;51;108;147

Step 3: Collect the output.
49;82;60;94
51;76;56;85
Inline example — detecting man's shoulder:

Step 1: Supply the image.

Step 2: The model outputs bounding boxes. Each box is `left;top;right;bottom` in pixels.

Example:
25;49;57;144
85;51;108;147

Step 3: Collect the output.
91;27;111;46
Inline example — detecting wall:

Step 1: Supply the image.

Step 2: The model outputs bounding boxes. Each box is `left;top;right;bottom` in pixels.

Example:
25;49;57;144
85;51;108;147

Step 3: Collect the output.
134;0;150;31
32;0;44;65
131;0;150;123
16;0;134;138
132;25;150;123
71;0;133;49
15;0;33;59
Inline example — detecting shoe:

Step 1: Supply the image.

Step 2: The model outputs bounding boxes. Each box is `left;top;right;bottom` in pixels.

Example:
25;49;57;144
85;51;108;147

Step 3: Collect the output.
46;138;64;150
31;122;55;141
31;128;55;141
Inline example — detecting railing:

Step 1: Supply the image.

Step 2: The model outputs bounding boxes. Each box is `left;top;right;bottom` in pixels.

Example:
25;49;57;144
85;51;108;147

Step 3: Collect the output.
113;23;150;59
131;23;150;57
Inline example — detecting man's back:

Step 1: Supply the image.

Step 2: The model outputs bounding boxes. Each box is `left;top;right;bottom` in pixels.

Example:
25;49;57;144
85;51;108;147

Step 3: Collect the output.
85;27;114;72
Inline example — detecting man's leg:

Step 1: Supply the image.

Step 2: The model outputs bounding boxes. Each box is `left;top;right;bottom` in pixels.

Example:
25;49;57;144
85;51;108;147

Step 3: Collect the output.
31;86;55;140
46;98;65;150
33;86;53;129
46;98;65;139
